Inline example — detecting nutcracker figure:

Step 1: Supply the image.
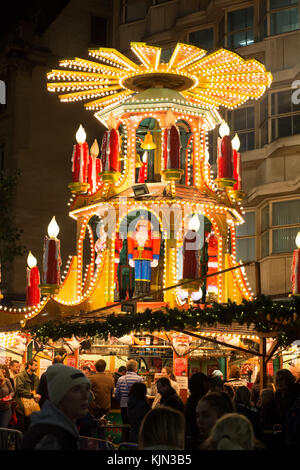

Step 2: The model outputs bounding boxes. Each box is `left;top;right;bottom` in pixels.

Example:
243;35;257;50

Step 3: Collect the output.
127;218;160;296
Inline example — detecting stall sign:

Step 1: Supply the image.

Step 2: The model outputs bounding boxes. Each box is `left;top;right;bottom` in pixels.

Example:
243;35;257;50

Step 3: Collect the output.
174;357;188;377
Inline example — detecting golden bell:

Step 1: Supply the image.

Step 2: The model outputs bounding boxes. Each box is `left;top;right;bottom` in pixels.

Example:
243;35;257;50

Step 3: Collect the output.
141;131;156;150
135;153;143;168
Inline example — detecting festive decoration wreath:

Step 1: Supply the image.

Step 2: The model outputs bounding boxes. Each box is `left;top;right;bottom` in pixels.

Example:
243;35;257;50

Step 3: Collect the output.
27;295;300;348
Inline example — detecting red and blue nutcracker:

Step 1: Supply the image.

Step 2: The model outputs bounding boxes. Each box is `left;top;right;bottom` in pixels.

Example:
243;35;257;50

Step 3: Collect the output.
127;218;160;296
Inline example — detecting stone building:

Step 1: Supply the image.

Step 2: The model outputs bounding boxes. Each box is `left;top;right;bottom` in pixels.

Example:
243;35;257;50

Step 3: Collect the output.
1;0;300;300
0;0;115;300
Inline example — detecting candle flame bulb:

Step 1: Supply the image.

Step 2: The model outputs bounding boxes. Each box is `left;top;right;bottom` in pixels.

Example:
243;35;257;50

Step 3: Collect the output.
76;124;86;144
165;109;176;128
296;231;300;249
90;139;99;158
219;120;230;138
27;251;37;269
48;216;59;238
232;133;240;151
188;214;200;231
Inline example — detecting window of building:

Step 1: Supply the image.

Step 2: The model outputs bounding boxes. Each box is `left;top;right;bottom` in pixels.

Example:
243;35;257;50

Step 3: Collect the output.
227;106;255;151
271;90;300;141
260;199;300;257
227;7;254;48
218;16;225;47
236;211;256;261
124;0;148;23
188;27;214;51
259;95;269;147
260;0;299;38
90;16;108;46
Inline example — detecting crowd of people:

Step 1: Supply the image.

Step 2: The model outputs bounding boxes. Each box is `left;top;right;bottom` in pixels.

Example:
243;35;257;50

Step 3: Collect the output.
0;357;299;450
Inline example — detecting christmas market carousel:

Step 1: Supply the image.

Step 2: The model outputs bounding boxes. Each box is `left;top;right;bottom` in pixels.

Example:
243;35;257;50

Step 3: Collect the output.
0;43;299;390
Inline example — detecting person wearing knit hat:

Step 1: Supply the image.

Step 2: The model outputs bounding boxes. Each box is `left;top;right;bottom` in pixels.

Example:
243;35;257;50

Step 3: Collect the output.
212;370;224;379
22;364;91;450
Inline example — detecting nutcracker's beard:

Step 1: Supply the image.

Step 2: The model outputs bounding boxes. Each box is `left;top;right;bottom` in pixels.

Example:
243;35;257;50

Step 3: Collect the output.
173;341;190;356
136;230;148;247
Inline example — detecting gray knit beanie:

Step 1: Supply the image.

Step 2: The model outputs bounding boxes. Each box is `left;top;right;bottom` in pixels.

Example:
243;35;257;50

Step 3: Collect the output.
46;363;90;405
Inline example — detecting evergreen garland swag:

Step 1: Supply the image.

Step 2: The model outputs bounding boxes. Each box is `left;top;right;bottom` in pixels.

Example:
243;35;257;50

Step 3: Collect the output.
27;295;300;348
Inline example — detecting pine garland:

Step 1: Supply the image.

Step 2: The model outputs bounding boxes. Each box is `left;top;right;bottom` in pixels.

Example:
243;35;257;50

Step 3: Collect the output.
27;295;300;348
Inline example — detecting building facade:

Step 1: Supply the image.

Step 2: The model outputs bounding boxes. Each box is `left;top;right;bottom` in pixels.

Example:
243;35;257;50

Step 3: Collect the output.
0;0;116;300
115;0;300;298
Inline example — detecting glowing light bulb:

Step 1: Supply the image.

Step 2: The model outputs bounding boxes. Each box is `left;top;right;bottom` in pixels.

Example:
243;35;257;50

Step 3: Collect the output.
232;133;240;151
188;214;200;231
76;124;86;144
27;251;37;269
191;288;203;301
48;216;59;238
296;231;300;249
90;139;99;157
219;121;230;138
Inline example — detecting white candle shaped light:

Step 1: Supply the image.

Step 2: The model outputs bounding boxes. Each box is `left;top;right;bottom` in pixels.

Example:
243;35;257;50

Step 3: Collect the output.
71;124;89;183
88;139;101;193
26;251;40;306
232;133;241;190
42;217;61;285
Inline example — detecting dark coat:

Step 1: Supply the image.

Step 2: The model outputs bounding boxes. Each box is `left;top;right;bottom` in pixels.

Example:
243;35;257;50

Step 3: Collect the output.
259;401;281;431
37;372;49;407
236;403;263;441
127;396;151;443
184;394;204;450
275;382;300;425
160;387;184;414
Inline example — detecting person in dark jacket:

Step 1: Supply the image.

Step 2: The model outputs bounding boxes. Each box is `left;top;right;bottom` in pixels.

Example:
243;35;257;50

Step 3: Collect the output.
274;369;300;424
22;364;91;450
234;386;263;442
274;368;300;446
196;391;234;448
185;372;209;449
250;372;275;406
37;355;65;408
0;369;15;427
156;378;184;414
127;382;151;443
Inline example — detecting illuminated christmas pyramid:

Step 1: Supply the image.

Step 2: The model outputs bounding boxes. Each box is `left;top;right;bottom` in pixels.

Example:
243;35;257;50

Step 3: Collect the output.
0;42;272;328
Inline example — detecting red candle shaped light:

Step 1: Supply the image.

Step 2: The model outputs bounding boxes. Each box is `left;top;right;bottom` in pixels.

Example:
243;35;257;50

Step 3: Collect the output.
138;151;148;183
182;215;201;280
71;125;89;183
164;109;181;169
42;216;62;286
292;232;300;295
100;113;120;173
88;139;101;193
232;133;242;190
26;251;40;306
217;121;233;179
